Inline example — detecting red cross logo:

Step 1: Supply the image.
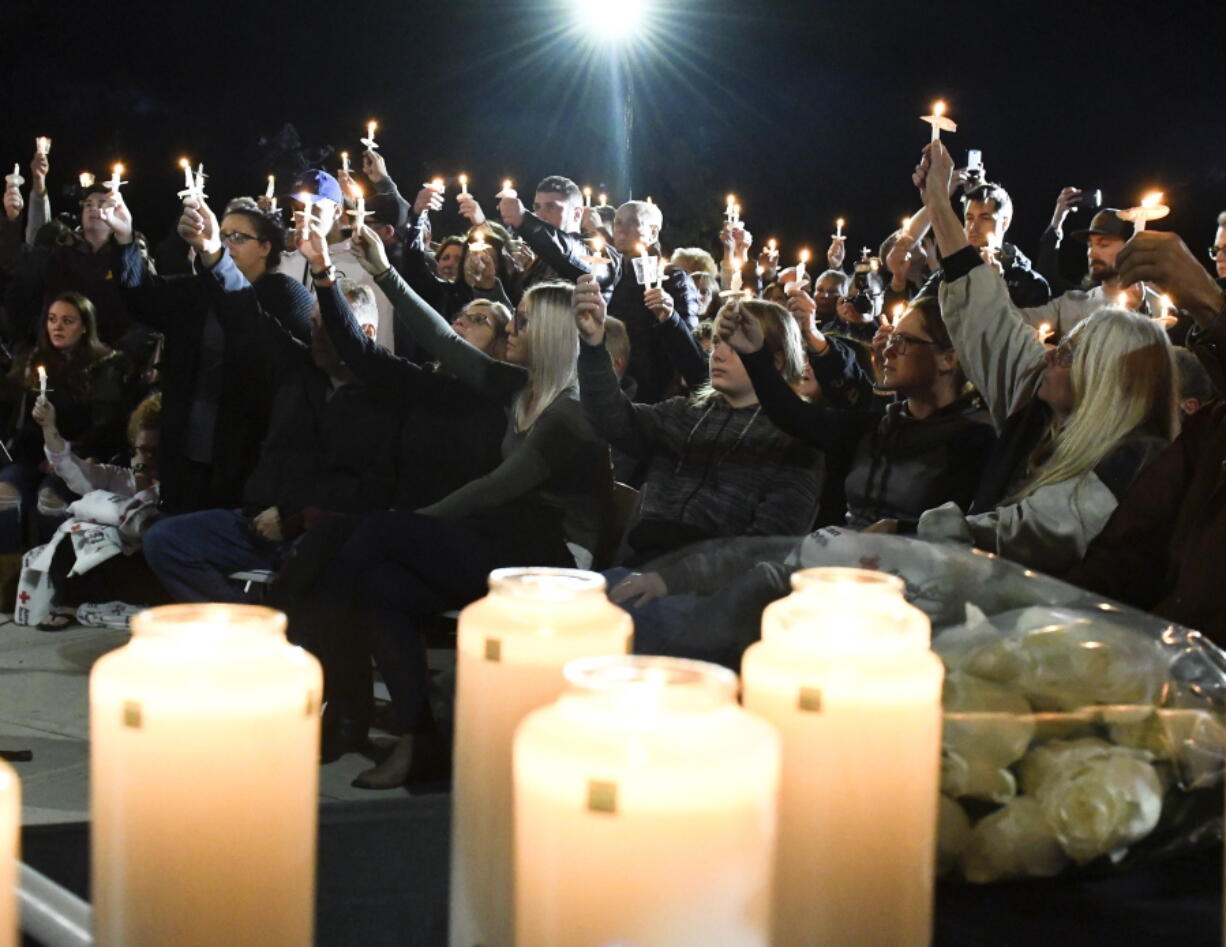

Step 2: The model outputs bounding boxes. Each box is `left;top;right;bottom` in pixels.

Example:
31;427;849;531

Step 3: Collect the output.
18;591;30;604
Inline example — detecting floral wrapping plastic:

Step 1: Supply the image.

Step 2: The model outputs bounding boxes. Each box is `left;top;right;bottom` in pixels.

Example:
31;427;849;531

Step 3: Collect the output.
652;527;1226;883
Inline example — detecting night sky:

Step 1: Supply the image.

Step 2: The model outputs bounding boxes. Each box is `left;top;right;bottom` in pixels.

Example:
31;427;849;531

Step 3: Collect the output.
5;0;1224;277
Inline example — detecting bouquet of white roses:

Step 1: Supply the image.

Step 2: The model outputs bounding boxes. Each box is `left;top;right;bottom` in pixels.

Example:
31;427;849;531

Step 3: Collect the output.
780;530;1226;883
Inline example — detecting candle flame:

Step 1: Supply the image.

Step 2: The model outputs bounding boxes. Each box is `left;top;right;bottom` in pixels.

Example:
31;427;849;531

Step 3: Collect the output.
592;236;604;252
932;100;945;118
645;196;654;204
178;157;190;170
37;365;46;382
367;121;377;137
297;192;313;206
893;304;906;320
1160;294;1173;313
341;150;349;162
1039;322;1051;333
503;178;513;190
431;177;445;190
1116;292;1129;308
112;163;124;176
1141;191;1164;209
902;217;911;231
726;193;736;206
350;184;364;199
636;242;646;255
836;218;845;229
599;193;607;205
583;186;592;197
799;249;811;264
78;172;94;188
767;238;777;251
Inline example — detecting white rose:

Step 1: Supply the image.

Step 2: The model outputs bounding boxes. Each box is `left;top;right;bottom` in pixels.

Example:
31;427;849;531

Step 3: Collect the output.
963;620;1166;712
1017;737;1118;795
960;798;1068;883
936;795;972;876
1035;750;1164;864
943;671;1035;768
941;749;1017;803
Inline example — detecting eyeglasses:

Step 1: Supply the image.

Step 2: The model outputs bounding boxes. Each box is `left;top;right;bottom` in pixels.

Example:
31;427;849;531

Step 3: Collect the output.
1208;246;1226;260
882;331;941;355
220;231;262;245
458;311;490;326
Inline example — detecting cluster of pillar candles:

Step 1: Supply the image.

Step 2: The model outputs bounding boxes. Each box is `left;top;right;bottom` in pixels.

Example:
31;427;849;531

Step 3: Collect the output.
0;566;943;946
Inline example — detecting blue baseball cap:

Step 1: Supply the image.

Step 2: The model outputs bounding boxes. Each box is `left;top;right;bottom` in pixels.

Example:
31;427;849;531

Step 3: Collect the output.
293;170;344;204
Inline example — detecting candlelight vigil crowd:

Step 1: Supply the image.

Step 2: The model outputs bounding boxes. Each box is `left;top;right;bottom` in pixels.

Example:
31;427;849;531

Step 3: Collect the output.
2;119;1225;791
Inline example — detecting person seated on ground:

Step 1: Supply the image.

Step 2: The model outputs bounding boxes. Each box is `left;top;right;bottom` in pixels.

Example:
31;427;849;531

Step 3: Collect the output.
717;292;994;533
573;274;821;591
0;291;131;556
1021;205;1169;341
111;187;313;514
23;392;168;628
912;182;1051;308
140;200;403;604
298;226;610;788
911;141;1177;575
1067;231;1226;642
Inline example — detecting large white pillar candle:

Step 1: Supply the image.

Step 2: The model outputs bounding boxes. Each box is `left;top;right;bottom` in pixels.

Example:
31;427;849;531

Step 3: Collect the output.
0;760;16;947
450;568;631;947
515;655;780;947
742;567;943;946
90;604;322;947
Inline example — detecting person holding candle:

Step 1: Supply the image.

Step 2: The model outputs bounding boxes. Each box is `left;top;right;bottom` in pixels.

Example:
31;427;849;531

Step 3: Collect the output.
108;190;313;514
0;290;132;564
715;295;994;534
1022;206;1170;342
573;275;821;583
909;141;1177;574
288;224;611;786
497;174;612;292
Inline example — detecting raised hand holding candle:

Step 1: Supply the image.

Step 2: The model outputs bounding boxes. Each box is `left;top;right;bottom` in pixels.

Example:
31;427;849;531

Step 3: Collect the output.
599;191;607;206
348;185;369;230
496;178;517;200
583;186;592;207
90;604;322;947
35;136;51;156
796;248;810;285
921;99;957;142
835;218;845;239
341;151;350;175
4;164;22;190
742;568;943;946
450;568;631;947
360;120;379;151
0;759;16;947
1119;191;1169;232
514;656;780;946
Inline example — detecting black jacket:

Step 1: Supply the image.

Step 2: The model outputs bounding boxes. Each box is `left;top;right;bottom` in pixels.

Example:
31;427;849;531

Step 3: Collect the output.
918;242;1051;309
117;243;313;513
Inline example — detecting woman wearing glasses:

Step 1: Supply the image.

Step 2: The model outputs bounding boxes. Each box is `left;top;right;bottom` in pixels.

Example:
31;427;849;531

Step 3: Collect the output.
1209;212;1226;280
109;193;314;513
912;141;1177;574
715;294;995;531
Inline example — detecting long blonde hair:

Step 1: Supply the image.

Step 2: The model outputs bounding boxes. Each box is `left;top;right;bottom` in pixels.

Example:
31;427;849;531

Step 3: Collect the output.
514;282;579;430
1012;307;1177;501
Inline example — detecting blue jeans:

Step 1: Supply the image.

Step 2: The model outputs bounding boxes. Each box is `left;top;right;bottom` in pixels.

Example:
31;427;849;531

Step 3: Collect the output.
142;509;280;603
0;462;73;553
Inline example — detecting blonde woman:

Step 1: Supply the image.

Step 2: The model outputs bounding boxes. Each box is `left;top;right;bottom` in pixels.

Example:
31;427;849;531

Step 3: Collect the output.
297;224;610;788
912;141;1177;573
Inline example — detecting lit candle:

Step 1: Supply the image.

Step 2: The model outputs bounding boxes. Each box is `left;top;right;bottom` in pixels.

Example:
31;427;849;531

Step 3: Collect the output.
348;185;368;230
902;216;912;233
921;100;957;142
35;136;51;156
0;760;15;947
496;178;517;200
732;202;742;224
4;164;22;190
450;568;631;947
177;157;194;201
1116;291;1130;310
429;177;446;193
265;175;276;200
886;303;905;328
796;248;810;285
90;604;322;946
581;234;609;267
360;120;379;151
1037;322;1054;344
583;186;592;207
79;172;95;188
742;568;942;946
724;193;736;221
459;173;470;198
767;237;778;257
1120;191;1169;232
194;162;206;198
341;151;350;175
645;195;654;204
37;365;46;398
599;192;607;206
835;218;845;239
515;656;780;946
105;162;125;193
